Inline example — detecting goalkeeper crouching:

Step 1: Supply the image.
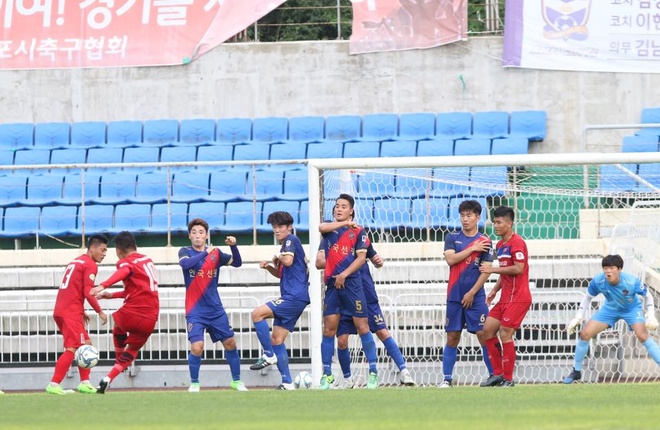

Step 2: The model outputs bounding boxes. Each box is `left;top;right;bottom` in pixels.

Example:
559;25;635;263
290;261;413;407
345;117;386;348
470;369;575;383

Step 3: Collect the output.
563;254;660;383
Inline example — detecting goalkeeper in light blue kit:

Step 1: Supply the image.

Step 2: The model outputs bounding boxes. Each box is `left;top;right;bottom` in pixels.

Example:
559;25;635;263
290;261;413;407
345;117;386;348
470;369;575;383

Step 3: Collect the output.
563;254;660;383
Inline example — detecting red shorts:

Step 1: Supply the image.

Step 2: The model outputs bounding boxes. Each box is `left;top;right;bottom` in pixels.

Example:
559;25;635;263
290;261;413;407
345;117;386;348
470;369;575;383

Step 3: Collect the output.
487;301;531;329
112;309;157;350
54;315;90;349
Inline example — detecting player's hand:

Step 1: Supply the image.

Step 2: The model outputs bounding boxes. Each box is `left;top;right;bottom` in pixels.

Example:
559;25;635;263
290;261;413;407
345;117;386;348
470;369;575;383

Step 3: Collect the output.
461;291;475;309
225;236;237;246
371;255;384;268
346;220;358;229
333;273;347;289
567;317;582;334
479;265;494;274
99;311;108;326
259;261;270;269
646;312;659;331
206;245;216;254
471;237;491;253
486;290;497;306
272;255;280;266
83;313;91;324
90;285;103;297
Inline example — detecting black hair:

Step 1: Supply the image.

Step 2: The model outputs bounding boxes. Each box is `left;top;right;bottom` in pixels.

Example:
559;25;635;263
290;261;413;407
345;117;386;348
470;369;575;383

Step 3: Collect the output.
337;193;355;208
493;206;515;222
601;254;624;269
113;231;137;253
266;211;294;227
188;218;209;233
458;200;482;215
87;234;108;249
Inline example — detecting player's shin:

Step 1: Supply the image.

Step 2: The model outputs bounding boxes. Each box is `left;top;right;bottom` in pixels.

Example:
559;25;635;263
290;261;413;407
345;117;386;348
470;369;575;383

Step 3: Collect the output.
502;341;516;381
254;320;274;356
642;338;660;365
574;339;590;371
485;337;504;375
52;350;75;384
442;345;458;381
382;337;406;371
359;332;378;374
226;348;241;381
481;346;494;375
188;352;202;383
273;344;292;383
321;336;335;376
338;347;352;377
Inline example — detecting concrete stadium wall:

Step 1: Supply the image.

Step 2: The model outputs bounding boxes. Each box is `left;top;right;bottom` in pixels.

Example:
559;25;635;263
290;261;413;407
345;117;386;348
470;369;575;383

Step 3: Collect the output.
1;37;659;154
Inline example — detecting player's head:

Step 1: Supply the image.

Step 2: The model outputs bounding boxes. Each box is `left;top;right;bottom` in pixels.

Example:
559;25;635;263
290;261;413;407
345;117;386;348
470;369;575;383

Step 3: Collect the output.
86;234;108;263
458;200;482;233
188;218;209;250
334;193;355;222
267;211;294;242
492;206;515;238
601;254;624;284
112;231;137;258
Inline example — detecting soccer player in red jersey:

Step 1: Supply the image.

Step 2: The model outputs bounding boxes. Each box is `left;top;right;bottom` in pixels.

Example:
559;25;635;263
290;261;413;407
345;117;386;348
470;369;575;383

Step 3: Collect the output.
90;231;159;394
478;206;531;387
47;234;109;395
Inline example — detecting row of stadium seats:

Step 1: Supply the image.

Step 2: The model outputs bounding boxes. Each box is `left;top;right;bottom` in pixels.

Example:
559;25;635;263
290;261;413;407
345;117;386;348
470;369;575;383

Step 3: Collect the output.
0;110;547;150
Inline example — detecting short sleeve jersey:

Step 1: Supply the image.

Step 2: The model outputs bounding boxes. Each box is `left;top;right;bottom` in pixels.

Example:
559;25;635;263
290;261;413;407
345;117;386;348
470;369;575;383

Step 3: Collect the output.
279;233;310;303
54;254;102;317
321;225;369;286
179;247;231;317
444;231;494;302
495;233;531;303
587;271;646;312
101;252;159;320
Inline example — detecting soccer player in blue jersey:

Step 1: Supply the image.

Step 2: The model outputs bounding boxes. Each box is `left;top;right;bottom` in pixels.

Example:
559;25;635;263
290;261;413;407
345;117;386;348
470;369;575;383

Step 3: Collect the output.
316;193;380;389
178;218;247;392
563;254;660;383
440;199;494;388
249;211;310;390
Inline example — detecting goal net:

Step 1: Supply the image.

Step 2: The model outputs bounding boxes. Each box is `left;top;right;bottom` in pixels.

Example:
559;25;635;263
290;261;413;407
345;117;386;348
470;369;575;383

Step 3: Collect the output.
307;153;660;387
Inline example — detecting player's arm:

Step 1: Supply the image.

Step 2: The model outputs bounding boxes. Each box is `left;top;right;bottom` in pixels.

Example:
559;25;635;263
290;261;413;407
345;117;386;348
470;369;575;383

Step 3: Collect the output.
82;267;107;325
462;262;492;309
315;249;326;270
567;292;595;333
480;261;525;276
178;247;208;270
319;219;357;234
643;288;658;330
486;277;502;305
333;250;367;289
90;264;131;297
224;236;243;268
444;238;491;266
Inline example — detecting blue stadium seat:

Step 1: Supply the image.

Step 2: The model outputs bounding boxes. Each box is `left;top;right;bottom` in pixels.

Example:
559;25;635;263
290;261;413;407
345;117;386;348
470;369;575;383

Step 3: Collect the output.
24;174;64;205
409;197;449;229
209;170;246;202
14;148;51;168
133;171;170;204
143;119;178;146
637;107;660;137
366;198;411;230
638;163;660;188
34;122;70;148
180;118;215;144
50;148;86;170
380;140;417;157
343;140;380;158
40;205;78;236
0;149;14;167
399;113;435;140
196;144;233;164
288;116;324;142
114;204;151;232
0;206;40;237
160;146;197;172
71;122;106;148
392;169;433;198
216;118;252;144
94;172;137;204
281;168;308;201
86;147;123;170
246;169;285;200
325;115;361;142
454;138;491;156
472;111;509;139
621;135;659;152
233;143;270;162
416;139;453;157
269;142;307;161
123;146;160;170
444;197;487;230
171;171;210;202
599;164;638;192
188;202;225;230
62;173;101;203
430;167;471;197
259;200;299;232
150;202;189;233
107;120;142;147
252;117;288;143
298;199;309;231
436;112;472;140
509;110;546;141
491;137;528;155
77;204;113;234
356;171;395;198
362;113;398;141
470;166;508;196
0;123;33;150
0;174;28;205
224;201;260;233
306;141;343;158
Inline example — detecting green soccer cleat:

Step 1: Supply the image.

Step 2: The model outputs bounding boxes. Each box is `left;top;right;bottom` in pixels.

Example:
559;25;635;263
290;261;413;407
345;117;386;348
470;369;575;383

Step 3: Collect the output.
230;380;248;391
77;382;97;394
319;374;335;390
46;384;71;395
366;372;378;390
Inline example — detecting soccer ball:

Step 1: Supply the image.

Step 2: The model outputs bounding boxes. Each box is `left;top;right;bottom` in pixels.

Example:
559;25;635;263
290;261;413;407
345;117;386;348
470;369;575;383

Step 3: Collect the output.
294;371;313;389
75;345;99;369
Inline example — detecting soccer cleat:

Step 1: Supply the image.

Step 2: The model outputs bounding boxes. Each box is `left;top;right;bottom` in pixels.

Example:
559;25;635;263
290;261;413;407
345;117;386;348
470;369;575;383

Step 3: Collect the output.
96;377;110;394
340;377;355;389
188;382;201;393
230;380;248;392
500;379;515;388
479;374;504;387
319;374;335;390
77;382;97;394
438;379;453;389
277;382;296;391
563;368;582;384
366;372;378;390
46;384;71;395
249;353;278;371
399;369;415;386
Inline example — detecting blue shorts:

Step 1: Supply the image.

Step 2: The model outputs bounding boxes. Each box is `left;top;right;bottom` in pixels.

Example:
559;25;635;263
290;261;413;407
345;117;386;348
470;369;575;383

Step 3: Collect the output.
592;304;645;328
337;302;389;336
186;312;234;344
266;297;308;332
323;277;368;318
445;299;488;334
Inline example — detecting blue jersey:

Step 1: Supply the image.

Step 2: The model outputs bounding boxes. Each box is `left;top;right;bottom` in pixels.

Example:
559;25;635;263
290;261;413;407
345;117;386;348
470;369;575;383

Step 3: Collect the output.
444;231;494;302
587;271;647;312
178;246;231;317
359;243;379;304
321;225;369;286
279;233;310;303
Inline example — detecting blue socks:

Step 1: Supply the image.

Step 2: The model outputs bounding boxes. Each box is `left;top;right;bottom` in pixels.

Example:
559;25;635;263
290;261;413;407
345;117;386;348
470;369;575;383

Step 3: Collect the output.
360;332;378;374
442;345;457;381
574;339;590;371
321;336;335;376
383;337;406;371
338;347;352;378
254;320;274;357
226;348;241;381
188;352;201;383
643;338;660;365
273;343;292;383
482;345;494;375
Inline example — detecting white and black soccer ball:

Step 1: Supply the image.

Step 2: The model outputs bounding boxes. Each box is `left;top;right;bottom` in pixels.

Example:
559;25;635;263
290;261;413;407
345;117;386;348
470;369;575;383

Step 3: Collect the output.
294;371;313;389
75;345;99;369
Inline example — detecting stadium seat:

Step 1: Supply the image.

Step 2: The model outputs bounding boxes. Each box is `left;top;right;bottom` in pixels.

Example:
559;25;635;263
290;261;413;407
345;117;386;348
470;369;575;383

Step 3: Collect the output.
50;148;86;170
0;149;14;167
160;146;197;172
367;198;411;230
470;166;508;196
325;115;361;142
298;199;309;231
509;110;547;141
444;197;488;230
472;111;509;139
637;107;660;137
0;174;28;205
76;204;113;234
233;143;270;162
416;139;454;157
252;117;288;143
86;147;123;170
392;169;433;198
246;169;285;200
70;121;106;148
61;173;101;203
0;123;33;150
380;140;417;158
133;171;170;204
24;174;64;205
143;119;179;146
281;168;308;201
216;118;252;144
123;146;160;170
180;118;215;144
409;197;449;229
430;167;471;197
34;122;70;148
288;116;324;142
106;120;143;147
491;137;529;155
208;170;246;202
399;112;435;140
621;135;659;152
94;172;137;204
356;171;395;198
196;144;233;164
306;141;343;158
188;202;224;230
599;164;638;192
224;201;260;233
362;113;398;141
150;202;189;233
114;203;151;232
13;148;51;168
343;140;380;158
454;138;491;156
259;200;299;232
269;142;307;162
436;112;472;140
40;205;78;236
0;206;40;237
171;171;210;202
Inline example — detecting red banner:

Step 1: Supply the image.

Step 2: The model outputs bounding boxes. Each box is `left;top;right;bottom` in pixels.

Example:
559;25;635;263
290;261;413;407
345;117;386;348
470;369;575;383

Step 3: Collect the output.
350;0;468;54
0;0;285;70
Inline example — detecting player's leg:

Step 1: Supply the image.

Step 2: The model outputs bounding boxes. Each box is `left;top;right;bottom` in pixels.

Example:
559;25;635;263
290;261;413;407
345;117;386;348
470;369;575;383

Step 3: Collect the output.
47;316;79;395
470;299;494;378
481;304;504;387
76;338;97;394
336;315;355;387
564;308;613;384
629;319;660;366
212;314;247;391
498;301;531;386
321;287;340;388
185;315;207;392
342;282;378;388
250;302;277;370
370;303;414;386
442;301;464;387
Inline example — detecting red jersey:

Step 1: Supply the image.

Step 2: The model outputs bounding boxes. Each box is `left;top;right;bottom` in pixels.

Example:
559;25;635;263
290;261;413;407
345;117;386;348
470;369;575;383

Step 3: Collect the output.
495;233;531;303
101;252;159;320
53;254;102;317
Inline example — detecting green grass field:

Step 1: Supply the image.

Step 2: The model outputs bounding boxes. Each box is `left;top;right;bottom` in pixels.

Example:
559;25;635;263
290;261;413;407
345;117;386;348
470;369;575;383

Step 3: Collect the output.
1;384;659;430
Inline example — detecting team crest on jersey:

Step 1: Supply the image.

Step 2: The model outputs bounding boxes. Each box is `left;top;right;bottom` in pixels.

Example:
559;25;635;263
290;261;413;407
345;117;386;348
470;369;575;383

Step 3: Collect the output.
348;232;355;240
89;273;95;281
286;240;291;247
515;251;525;260
622;289;629;296
210;254;216;262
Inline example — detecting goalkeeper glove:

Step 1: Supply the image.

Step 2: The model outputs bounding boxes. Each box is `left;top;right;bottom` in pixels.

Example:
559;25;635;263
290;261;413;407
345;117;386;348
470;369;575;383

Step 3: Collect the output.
567;317;582;334
646;312;659;331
